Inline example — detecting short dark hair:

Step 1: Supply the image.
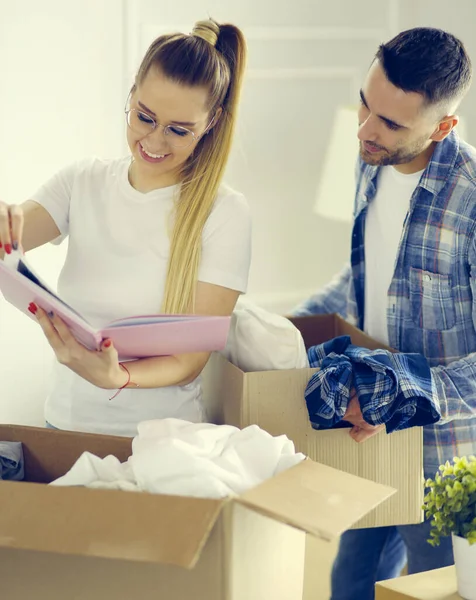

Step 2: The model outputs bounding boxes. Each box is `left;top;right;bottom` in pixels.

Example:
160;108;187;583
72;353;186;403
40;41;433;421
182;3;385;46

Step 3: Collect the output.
376;27;472;109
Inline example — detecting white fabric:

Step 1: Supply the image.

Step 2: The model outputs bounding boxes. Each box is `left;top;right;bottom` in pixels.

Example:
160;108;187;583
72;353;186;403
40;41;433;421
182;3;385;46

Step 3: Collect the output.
50;419;306;498
32;157;252;436
221;297;309;372
364;166;424;345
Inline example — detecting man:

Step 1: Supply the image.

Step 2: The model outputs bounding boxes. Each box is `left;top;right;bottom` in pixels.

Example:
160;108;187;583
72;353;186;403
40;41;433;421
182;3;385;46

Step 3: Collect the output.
294;28;476;600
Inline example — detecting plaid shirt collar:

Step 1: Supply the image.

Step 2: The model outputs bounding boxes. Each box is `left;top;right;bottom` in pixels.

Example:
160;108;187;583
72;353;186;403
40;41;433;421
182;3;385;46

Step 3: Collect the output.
356;131;461;218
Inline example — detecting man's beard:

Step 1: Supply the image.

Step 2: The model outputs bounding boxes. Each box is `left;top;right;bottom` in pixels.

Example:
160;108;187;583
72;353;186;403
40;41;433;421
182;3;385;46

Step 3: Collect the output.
359;136;429;167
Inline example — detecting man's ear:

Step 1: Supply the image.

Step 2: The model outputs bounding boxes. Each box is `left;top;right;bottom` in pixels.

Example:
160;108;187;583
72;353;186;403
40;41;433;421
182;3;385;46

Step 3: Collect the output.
430;115;459;142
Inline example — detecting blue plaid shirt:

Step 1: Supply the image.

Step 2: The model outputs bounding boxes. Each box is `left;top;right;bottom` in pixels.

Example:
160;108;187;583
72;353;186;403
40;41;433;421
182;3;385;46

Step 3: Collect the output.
306;336;439;433
294;131;476;472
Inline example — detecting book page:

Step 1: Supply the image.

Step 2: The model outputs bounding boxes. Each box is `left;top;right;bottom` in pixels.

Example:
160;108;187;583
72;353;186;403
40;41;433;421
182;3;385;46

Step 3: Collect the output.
107;314;204;328
9;253;84;319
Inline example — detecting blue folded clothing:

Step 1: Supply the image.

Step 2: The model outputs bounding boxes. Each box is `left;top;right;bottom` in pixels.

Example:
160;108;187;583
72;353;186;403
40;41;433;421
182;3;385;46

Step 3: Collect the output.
305;336;440;433
0;441;24;481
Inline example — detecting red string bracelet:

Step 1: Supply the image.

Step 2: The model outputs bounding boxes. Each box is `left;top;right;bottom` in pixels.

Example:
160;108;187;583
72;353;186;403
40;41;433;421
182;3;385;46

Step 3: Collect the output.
109;363;131;401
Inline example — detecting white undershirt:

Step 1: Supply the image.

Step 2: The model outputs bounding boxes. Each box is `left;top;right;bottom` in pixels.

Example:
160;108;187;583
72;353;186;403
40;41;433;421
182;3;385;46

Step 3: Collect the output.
364;166;424;345
32;156;252;436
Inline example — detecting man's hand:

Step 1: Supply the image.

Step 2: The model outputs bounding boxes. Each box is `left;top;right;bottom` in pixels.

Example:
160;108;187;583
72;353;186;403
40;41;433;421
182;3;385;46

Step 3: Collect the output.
343;392;385;442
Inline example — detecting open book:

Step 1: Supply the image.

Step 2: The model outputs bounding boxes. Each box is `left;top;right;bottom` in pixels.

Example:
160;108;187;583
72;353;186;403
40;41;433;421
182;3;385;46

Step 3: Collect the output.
0;253;231;360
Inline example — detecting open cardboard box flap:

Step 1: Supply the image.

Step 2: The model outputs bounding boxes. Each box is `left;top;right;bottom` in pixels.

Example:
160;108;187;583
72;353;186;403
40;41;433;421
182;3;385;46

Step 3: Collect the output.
0;424;395;569
0;478;224;569
236;459;396;540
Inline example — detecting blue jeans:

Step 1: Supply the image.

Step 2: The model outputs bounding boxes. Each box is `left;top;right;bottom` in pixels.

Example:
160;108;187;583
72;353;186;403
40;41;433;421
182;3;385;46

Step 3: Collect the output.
330;517;454;600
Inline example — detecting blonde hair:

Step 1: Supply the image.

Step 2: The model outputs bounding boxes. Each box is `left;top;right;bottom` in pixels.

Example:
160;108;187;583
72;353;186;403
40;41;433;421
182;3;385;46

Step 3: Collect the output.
133;19;247;314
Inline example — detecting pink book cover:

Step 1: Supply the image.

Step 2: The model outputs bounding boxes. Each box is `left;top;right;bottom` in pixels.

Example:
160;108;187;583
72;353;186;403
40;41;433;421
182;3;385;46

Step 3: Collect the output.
0;255;231;360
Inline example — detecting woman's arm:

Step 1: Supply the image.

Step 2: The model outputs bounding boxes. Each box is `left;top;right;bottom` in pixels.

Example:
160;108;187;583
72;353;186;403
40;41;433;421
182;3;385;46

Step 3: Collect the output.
116;281;240;388
0;200;61;259
34;281;240;390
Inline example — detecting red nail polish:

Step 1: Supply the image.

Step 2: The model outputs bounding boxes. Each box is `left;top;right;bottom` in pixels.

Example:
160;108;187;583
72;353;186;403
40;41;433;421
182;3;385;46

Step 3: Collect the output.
0;242;2;249
28;302;38;315
5;244;11;255
103;340;111;348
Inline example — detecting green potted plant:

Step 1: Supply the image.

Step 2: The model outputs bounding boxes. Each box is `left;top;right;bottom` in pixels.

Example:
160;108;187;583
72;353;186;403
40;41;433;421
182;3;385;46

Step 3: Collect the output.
423;456;476;600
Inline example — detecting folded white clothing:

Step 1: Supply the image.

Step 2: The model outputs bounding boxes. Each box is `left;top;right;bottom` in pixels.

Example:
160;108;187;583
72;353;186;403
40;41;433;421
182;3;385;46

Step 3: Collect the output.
221;297;309;372
50;419;306;499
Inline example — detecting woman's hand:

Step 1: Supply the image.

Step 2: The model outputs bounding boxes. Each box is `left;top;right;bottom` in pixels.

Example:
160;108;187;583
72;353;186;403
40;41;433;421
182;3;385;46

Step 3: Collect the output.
30;303;127;389
0;201;24;254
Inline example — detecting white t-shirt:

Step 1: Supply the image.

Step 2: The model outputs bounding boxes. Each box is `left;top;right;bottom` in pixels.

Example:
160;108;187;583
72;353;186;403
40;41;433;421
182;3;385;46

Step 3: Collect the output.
364;166;423;345
32;156;252;436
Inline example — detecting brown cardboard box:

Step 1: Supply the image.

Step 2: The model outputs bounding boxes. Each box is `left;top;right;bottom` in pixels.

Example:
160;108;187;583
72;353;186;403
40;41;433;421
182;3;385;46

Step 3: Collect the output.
375;567;460;599
0;424;395;600
203;313;424;528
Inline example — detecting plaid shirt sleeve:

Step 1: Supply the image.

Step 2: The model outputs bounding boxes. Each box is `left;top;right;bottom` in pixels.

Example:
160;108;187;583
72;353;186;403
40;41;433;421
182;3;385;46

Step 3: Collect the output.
432;358;476;424
291;262;352;317
306;336;439;432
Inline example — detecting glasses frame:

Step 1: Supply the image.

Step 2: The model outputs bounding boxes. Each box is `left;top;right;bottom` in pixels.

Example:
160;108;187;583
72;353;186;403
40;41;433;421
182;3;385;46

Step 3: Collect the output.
124;98;217;149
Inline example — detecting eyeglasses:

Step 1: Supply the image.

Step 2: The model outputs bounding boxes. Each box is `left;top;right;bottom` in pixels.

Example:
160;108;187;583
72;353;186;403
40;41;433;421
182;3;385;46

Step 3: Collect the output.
125;108;198;149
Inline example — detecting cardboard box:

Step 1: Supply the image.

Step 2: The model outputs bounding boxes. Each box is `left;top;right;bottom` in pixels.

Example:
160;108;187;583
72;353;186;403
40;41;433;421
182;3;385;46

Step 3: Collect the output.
203;313;424;528
375;567;460;599
0;424;395;600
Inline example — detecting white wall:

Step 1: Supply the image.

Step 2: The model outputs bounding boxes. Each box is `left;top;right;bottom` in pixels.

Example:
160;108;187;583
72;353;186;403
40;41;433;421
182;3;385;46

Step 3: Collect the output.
397;0;476;147
0;0;124;425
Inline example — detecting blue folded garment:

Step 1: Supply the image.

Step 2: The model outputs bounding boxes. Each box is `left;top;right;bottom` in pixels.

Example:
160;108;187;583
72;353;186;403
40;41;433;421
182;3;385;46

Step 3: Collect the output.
0;441;24;481
305;336;440;433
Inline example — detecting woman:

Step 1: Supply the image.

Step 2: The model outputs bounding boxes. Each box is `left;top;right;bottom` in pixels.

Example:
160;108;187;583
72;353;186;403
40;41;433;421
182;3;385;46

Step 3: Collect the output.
0;19;251;436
